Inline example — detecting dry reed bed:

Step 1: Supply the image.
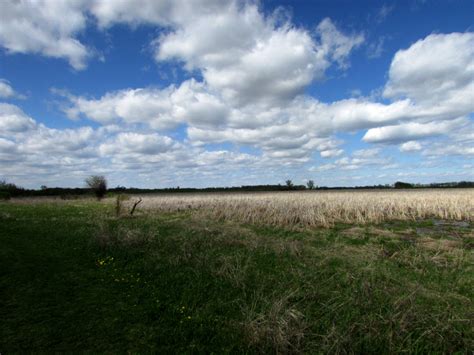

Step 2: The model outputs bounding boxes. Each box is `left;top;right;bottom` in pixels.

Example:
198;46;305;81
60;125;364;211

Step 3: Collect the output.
130;189;474;227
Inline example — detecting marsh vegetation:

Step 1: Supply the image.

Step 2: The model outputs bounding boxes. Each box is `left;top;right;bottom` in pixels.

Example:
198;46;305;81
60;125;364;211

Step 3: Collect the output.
1;190;472;352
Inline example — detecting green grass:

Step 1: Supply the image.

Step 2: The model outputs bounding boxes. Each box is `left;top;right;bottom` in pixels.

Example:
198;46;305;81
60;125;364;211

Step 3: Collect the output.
1;200;472;353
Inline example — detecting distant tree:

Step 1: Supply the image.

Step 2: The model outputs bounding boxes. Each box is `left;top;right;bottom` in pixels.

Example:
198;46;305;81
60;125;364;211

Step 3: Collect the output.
306;180;315;190
285;179;293;190
85;175;107;200
40;185;48;190
394;181;413;189
0;180;23;199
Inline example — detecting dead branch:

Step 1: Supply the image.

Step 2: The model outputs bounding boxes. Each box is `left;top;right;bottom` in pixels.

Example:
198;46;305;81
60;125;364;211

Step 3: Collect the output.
130;197;142;216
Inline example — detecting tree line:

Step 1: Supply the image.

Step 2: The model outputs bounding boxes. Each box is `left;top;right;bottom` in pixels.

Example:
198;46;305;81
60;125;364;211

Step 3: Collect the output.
1;177;473;200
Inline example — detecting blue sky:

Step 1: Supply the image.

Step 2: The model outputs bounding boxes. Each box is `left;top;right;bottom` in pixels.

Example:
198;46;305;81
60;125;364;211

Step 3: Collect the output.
0;0;473;188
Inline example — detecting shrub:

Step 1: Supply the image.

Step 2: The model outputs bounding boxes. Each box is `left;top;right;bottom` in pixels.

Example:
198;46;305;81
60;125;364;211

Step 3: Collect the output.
0;191;11;200
394;181;413;189
0;180;23;198
85;175;107;200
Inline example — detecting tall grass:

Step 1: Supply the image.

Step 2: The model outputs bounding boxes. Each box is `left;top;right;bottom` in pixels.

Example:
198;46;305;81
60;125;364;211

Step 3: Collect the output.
133;189;474;227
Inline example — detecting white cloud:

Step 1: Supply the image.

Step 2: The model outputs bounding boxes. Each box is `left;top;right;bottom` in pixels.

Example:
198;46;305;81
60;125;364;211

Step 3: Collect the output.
1;2;472;187
0;0;364;79
0;0;90;70
329;98;414;131
0;80;16;98
64;86;176;128
362;119;465;143
60;29;473;170
156;9;363;106
61;79;230;130
20;125;97;157
315;18;364;70
335;152;391;171
0;137;20;162
0;103;36;133
399;141;422;152
89;0;176;28
384;32;474;107
320;149;344;158
99;132;176;155
309;163;336;172
352;148;380;159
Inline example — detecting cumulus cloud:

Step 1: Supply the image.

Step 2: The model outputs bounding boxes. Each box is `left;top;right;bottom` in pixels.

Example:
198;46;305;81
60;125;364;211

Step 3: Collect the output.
334;154;388;171
99;132;176;155
425;145;474;157
0;80;16;98
0;137;20;162
89;0;176;28
0;102;266;187
61;79;230;130
320;149;344;158
57;29;473;174
384;32;474;106
352;148;381;159
2;2;472;187
0;0;90;70
315;18;364;69
0;0;363;80
0;103;36;133
0;0;246;70
311;148;391;173
362;119;465;143
63;86;176;128
20;125;98;158
156;7;363;106
399;141;422;152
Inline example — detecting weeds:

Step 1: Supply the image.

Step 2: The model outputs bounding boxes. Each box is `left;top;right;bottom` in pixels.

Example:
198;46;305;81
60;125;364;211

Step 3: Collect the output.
95;218;154;248
137;189;474;228
241;291;307;353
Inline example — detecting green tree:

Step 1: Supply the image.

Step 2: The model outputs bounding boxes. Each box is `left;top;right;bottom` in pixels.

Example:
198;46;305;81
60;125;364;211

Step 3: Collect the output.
85;175;107;200
394;181;413;189
0;180;22;199
285;179;293;190
306;180;315;190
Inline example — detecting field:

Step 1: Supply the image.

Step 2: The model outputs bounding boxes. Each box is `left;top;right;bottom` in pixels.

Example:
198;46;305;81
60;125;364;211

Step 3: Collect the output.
1;189;473;353
134;189;474;227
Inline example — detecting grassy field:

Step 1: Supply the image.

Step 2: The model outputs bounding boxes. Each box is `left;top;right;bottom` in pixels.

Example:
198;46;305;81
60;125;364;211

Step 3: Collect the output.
134;189;474;227
1;193;473;353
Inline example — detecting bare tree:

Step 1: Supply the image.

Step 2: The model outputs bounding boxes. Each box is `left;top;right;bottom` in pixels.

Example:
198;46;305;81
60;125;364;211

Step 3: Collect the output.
285;179;293;190
85;175;107;200
307;180;315;190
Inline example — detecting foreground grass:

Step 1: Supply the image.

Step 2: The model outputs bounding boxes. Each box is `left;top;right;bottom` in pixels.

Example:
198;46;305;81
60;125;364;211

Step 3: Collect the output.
0;200;472;353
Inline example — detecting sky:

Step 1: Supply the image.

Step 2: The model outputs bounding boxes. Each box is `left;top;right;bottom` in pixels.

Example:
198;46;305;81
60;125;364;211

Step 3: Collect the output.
0;0;473;189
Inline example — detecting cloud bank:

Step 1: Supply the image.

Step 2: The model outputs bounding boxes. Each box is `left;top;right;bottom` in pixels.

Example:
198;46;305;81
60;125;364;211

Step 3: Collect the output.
0;1;472;187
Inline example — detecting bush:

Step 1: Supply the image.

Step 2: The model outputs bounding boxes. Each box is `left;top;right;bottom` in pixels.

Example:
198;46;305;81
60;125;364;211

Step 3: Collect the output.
85;175;107;200
0;180;22;199
394;181;413;189
0;191;11;200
